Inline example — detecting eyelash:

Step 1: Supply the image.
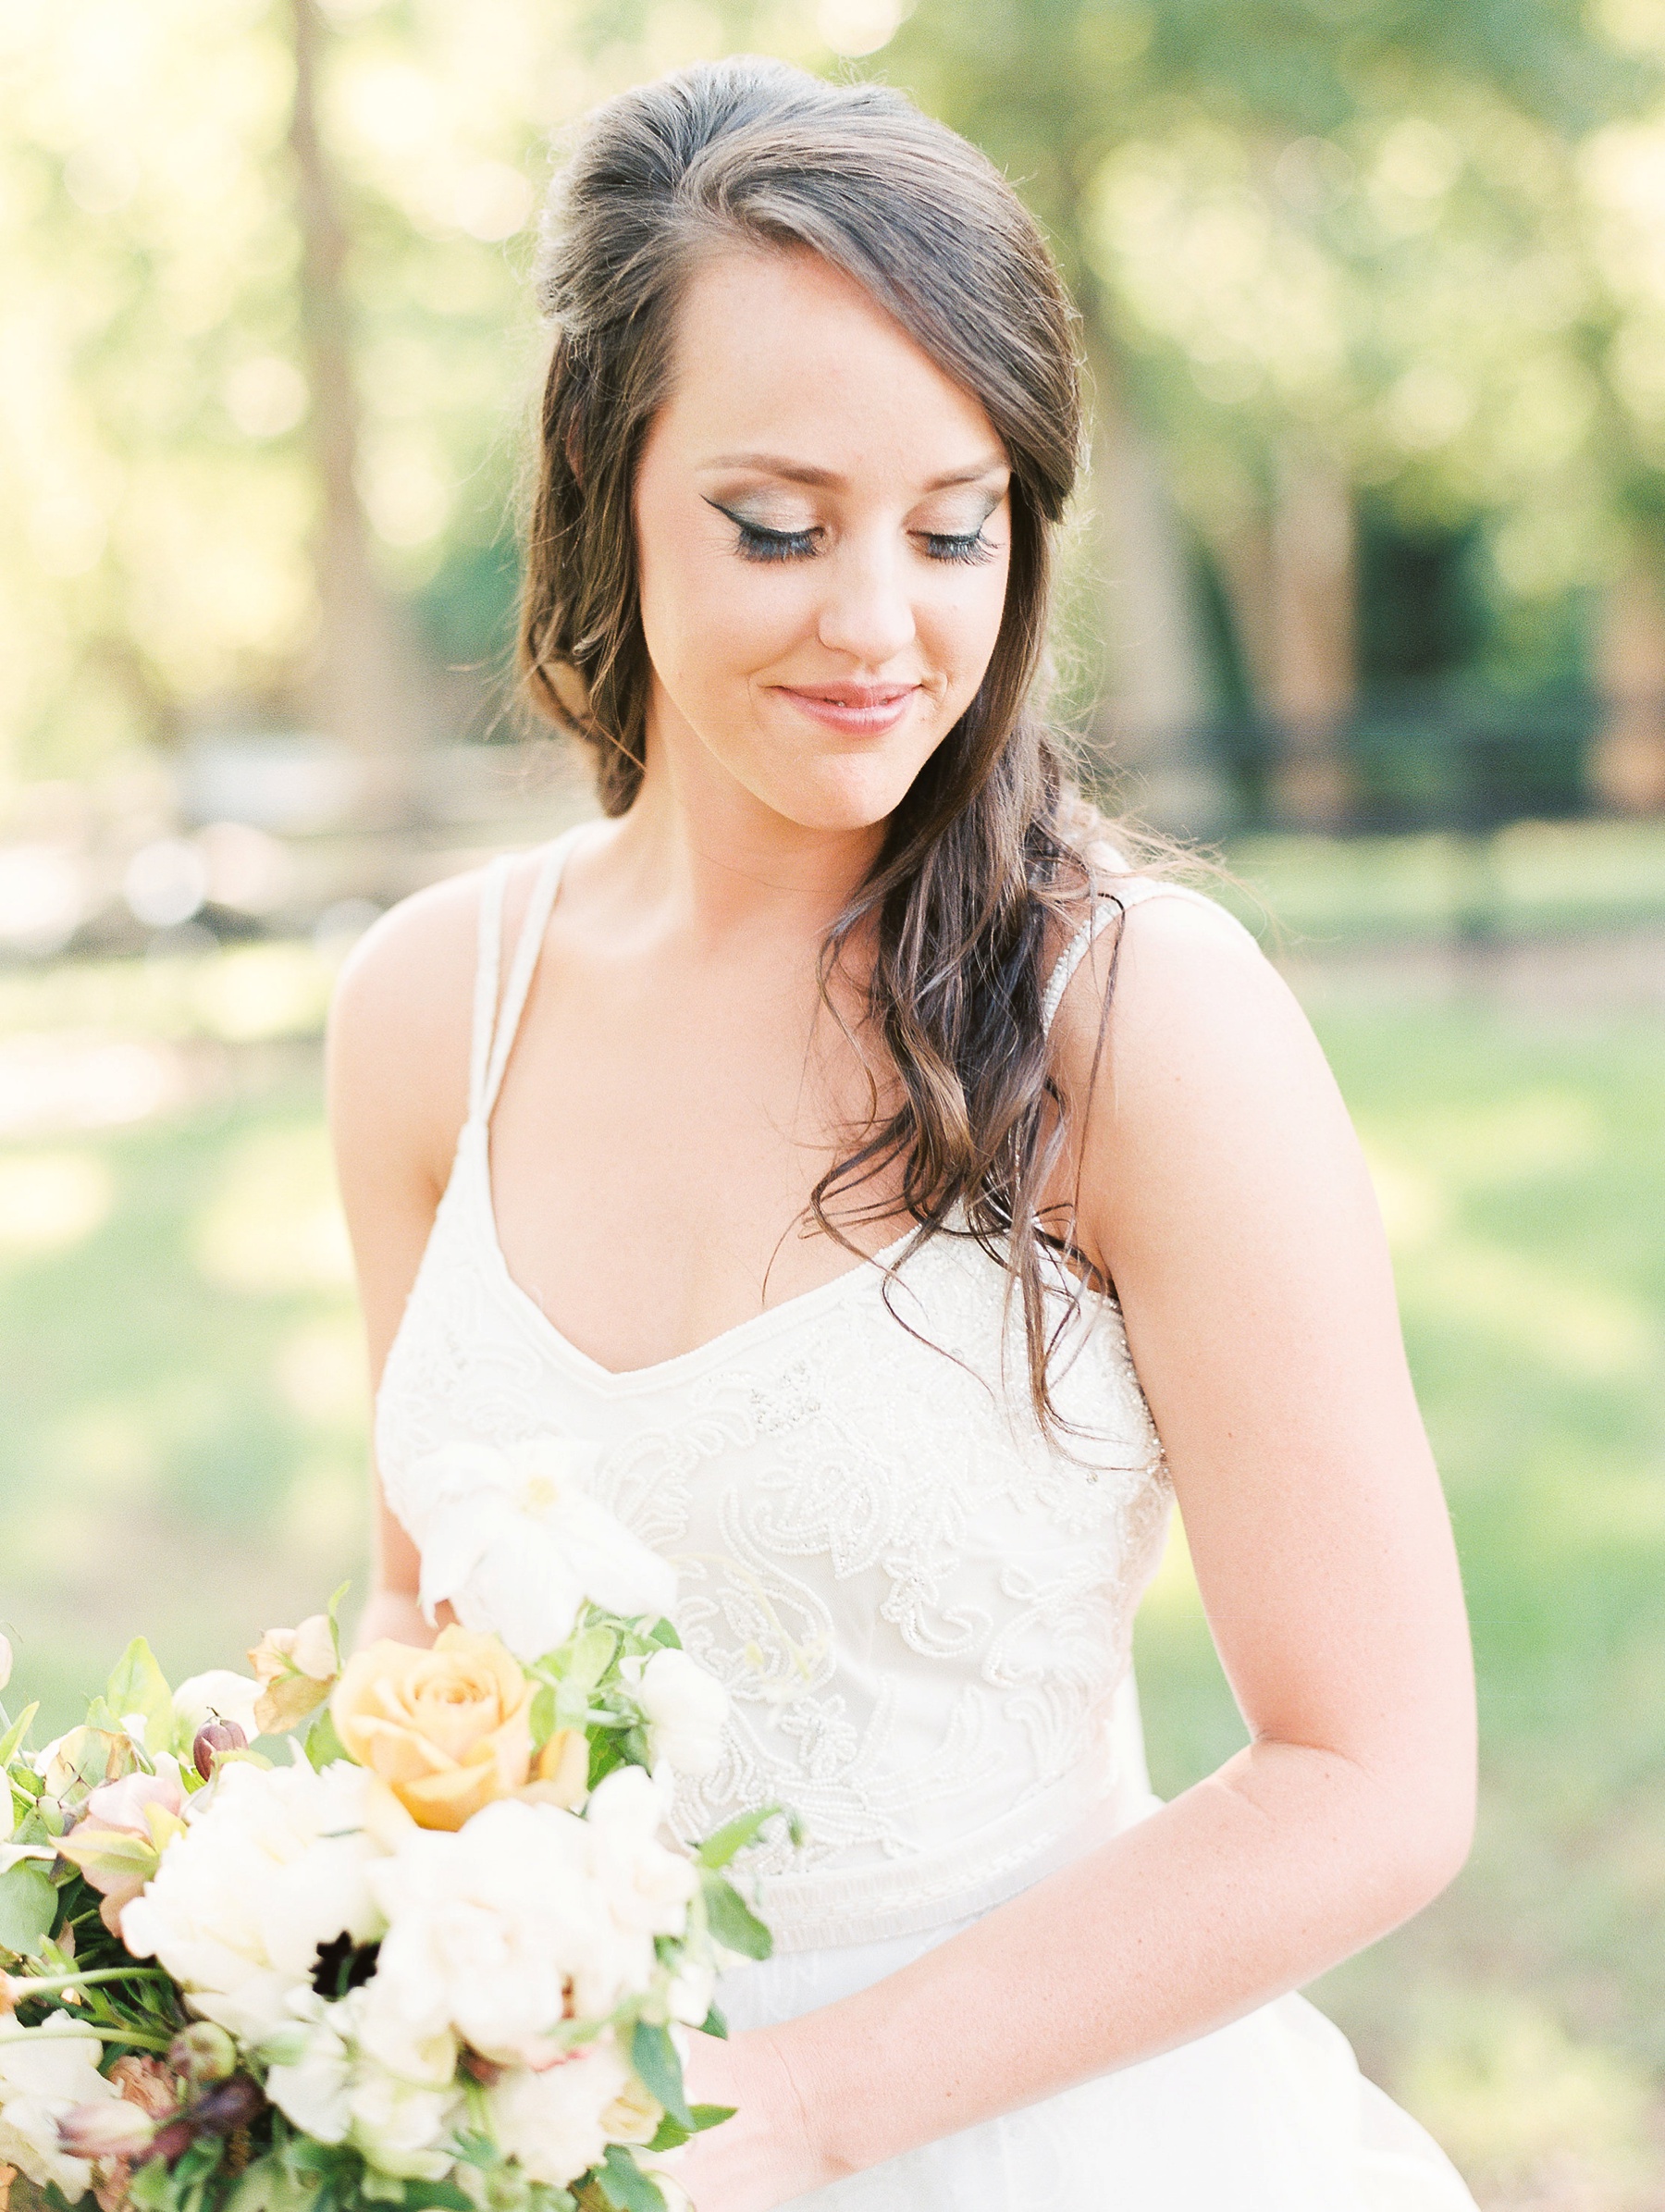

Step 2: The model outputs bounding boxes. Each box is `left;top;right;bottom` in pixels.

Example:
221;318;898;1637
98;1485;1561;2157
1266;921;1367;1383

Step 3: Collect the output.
722;513;998;568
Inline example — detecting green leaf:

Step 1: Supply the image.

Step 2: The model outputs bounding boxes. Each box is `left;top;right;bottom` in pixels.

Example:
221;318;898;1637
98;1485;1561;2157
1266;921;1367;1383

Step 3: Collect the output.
590;2147;664;2212
0;1860;59;1957
645;1620;681;1650
305;1706;348;1771
129;2155;179;2212
699;1872;772;1960
359;2167;405;2202
644;2118;686;2155
224;2155;325;2212
689;2105;734;2133
629;2020;691;2131
561;1629;617;1700
695;1804;787;1871
105;1638;177;1758
528;1683;558;1750
397;2182;474;2210
698;2003;727;2040
0;1701;39;1770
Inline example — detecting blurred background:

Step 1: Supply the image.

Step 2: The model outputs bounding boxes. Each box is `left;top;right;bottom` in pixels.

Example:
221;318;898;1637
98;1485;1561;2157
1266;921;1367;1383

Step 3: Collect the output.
3;1;1664;2204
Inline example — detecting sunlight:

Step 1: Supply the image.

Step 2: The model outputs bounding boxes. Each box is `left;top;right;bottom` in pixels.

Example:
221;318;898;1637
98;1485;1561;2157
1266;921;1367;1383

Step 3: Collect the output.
0;1149;114;1256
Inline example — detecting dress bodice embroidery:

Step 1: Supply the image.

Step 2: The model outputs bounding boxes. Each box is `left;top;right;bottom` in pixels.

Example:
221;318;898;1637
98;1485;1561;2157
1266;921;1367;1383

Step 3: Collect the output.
374;829;1254;1950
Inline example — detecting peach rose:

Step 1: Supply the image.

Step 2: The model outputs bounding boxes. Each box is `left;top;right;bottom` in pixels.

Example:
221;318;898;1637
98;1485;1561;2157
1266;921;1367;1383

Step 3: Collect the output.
331;1628;533;1831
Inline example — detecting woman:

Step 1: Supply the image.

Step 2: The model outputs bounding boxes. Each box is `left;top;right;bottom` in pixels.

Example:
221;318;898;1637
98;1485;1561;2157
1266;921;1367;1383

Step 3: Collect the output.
329;56;1480;2212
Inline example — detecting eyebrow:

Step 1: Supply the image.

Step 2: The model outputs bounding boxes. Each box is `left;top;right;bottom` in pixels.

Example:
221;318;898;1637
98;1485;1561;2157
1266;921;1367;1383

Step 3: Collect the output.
698;451;1009;492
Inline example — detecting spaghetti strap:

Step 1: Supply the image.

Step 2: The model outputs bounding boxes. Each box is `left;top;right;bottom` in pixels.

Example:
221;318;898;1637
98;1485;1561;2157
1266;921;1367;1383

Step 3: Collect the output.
468;856;513;1120
471;825;586;1125
1041;876;1263;1032
1041;895;1124;1032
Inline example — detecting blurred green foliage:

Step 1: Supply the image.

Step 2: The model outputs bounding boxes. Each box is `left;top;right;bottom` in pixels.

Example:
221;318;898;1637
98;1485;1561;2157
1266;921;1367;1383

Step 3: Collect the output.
13;0;1665;782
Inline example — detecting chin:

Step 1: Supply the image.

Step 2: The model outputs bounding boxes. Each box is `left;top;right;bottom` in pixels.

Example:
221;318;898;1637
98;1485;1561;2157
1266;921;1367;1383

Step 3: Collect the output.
752;750;931;834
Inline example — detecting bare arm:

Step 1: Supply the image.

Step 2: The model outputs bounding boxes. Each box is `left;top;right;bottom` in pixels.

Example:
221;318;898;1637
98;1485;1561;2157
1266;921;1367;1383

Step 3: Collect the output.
325;869;491;1650
682;896;1476;2206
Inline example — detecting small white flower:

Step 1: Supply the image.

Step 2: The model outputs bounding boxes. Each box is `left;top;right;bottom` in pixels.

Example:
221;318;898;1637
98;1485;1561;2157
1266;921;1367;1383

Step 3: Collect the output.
173;1670;264;1746
265;1993;461;2181
120;1759;388;2043
0;2013;120;2200
632;1649;728;1778
407;1438;676;1662
585;1766;698;1938
485;2045;631;2188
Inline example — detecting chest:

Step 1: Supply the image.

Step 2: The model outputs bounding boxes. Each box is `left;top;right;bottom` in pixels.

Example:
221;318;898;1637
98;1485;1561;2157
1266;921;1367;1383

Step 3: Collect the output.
486;935;910;1375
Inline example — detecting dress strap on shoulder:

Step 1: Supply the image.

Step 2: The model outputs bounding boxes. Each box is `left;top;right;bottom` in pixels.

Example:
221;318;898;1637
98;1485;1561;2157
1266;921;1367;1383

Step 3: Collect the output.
469;825;586;1124
1041;875;1263;1032
1041;895;1125;1032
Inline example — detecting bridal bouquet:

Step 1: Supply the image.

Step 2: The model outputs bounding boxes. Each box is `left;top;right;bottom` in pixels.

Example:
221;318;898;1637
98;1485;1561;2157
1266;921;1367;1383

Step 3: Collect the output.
0;1473;785;2212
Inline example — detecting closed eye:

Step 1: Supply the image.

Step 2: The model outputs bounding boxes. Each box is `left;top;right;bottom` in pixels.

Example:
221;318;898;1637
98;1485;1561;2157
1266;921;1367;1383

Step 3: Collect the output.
708;502;820;563
919;529;997;566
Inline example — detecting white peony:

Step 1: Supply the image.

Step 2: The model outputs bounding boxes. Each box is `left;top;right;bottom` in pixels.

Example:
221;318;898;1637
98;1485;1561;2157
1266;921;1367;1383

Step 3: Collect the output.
407;1437;676;1662
120;1755;388;2042
485;2044;632;2188
173;1669;265;1745
0;2014;121;2200
584;1766;699;1938
265;1991;462;2181
364;1798;652;2067
631;1648;728;1777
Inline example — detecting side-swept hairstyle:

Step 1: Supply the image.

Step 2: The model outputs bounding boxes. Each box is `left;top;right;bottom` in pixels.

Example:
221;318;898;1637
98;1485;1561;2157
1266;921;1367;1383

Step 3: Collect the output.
520;56;1117;1433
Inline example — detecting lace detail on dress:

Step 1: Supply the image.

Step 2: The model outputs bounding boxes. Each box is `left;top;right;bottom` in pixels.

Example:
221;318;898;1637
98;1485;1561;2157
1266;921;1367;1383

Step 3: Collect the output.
373;842;1194;1947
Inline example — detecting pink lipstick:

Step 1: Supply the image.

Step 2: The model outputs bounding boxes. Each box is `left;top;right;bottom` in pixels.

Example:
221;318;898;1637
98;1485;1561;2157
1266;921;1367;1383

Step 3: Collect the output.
775;682;919;736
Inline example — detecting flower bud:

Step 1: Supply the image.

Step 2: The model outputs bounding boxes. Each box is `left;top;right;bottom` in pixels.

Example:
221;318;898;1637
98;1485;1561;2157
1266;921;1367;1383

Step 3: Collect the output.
189;2076;265;2138
57;2102;156;2160
192;1720;247;1782
149;2117;197;2168
168;2022;236;2086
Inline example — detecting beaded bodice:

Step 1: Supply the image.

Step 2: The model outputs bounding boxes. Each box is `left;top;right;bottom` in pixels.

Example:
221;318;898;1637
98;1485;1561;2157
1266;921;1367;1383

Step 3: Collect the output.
375;829;1193;1949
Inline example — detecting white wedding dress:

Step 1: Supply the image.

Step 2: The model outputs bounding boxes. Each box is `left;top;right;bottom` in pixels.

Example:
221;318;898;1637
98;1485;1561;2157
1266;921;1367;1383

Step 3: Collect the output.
375;824;1479;2211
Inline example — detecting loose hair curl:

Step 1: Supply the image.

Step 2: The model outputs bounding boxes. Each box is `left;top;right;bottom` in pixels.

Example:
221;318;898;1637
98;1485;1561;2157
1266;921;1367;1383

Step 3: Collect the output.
519;56;1126;1434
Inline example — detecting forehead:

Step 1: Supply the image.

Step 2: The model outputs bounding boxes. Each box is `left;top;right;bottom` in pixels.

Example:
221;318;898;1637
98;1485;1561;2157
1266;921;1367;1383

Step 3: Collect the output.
651;245;1004;479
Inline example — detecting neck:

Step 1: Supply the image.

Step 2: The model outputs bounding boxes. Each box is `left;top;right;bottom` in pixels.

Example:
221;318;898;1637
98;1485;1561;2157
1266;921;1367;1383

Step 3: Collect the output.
598;724;886;947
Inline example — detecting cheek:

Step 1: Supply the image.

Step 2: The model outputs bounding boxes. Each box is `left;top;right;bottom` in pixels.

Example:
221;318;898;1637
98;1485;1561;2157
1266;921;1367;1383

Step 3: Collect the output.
637;516;808;702
922;556;1011;703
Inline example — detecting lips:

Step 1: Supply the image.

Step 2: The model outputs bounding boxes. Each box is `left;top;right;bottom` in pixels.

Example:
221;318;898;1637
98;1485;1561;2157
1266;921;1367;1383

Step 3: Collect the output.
775;683;920;735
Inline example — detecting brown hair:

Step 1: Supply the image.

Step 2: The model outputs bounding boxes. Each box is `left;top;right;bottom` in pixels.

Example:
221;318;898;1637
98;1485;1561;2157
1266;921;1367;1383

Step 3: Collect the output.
519;56;1126;1433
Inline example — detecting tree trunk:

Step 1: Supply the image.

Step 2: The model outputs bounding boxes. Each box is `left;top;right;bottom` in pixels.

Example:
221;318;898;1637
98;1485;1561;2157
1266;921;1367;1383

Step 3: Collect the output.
288;0;434;809
1593;559;1665;812
1085;339;1228;837
1211;443;1356;831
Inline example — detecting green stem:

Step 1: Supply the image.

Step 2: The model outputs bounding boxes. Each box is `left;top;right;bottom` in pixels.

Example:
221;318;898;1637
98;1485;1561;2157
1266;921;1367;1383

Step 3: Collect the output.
11;1967;174;1996
0;2024;173;2052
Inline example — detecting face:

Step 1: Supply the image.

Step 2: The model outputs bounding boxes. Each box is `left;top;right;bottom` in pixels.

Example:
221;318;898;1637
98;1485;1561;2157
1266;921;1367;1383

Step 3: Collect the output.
631;247;1013;836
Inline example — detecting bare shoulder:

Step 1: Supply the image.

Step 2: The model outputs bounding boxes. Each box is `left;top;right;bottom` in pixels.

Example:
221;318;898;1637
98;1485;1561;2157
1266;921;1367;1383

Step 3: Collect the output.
1048;872;1358;1256
326;865;491;1200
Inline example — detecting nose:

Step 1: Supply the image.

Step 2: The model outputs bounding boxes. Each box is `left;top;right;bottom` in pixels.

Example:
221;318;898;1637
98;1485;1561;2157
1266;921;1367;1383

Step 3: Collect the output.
815;537;917;669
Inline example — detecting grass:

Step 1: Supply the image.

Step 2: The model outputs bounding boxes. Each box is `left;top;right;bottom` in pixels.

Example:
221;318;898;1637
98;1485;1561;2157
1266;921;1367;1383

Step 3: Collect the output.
1;836;1662;2206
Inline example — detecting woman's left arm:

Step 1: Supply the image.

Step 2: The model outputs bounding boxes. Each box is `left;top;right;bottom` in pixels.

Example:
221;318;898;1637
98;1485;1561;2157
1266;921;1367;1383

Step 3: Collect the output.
680;896;1476;2209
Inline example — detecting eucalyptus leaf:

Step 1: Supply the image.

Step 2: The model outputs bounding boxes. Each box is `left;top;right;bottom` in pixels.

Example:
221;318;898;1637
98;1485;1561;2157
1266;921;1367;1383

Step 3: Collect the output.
591;2147;664;2212
0;1701;39;1770
629;2020;691;2130
305;1706;348;1771
104;1639;177;1757
0;1860;58;1957
698;1871;772;1960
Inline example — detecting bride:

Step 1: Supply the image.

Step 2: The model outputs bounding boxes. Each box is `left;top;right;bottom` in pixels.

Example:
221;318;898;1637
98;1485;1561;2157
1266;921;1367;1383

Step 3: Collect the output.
327;56;1481;2212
